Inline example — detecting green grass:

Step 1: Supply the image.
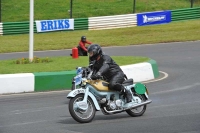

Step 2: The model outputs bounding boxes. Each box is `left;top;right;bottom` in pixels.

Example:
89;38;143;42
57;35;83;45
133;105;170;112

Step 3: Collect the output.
0;56;149;74
1;0;200;22
0;19;200;53
1;0;200;74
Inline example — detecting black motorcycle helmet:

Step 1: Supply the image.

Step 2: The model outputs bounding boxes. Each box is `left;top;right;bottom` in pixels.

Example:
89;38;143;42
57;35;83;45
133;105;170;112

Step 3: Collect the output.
87;44;102;61
81;36;86;42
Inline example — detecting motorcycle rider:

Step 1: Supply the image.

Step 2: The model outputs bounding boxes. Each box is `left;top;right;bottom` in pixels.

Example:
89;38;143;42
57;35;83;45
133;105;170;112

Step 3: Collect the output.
87;44;133;106
78;36;92;56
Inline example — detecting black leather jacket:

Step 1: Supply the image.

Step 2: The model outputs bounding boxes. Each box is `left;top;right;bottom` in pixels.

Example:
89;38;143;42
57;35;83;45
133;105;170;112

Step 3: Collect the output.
91;54;124;81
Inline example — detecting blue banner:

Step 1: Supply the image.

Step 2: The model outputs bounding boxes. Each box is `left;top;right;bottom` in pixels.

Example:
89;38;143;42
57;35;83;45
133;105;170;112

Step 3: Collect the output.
137;11;171;26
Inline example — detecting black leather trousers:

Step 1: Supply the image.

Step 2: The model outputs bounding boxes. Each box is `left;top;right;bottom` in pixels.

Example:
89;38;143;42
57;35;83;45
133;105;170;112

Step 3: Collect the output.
108;72;125;92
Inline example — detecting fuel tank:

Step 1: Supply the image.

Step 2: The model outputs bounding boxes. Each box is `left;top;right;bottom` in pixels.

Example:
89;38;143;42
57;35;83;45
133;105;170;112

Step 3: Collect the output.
88;80;110;91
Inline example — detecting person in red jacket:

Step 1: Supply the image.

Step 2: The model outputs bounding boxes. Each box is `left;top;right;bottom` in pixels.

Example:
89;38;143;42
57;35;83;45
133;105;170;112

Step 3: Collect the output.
78;36;92;56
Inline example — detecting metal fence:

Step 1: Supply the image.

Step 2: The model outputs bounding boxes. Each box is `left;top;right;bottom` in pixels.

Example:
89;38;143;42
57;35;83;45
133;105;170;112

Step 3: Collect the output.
1;0;200;22
69;0;200;18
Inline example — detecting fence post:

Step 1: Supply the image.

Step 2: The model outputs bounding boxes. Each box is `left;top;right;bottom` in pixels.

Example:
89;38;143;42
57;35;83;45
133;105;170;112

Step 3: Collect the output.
70;0;73;18
0;0;1;22
191;0;194;8
133;0;136;13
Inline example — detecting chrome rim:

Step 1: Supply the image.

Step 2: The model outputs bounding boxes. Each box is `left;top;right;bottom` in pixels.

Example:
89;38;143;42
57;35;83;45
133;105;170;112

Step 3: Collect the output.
73;97;94;119
130;95;144;113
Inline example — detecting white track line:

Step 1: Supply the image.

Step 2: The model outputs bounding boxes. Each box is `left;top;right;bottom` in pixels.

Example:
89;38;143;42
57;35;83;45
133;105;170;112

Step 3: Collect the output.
142;71;168;84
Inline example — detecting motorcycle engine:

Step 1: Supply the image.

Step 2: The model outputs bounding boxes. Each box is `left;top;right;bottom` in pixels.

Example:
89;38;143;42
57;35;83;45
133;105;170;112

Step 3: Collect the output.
108;99;123;110
109;101;117;110
115;99;123;107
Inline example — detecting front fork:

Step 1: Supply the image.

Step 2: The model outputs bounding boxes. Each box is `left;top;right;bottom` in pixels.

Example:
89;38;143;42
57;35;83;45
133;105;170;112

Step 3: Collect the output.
75;87;90;111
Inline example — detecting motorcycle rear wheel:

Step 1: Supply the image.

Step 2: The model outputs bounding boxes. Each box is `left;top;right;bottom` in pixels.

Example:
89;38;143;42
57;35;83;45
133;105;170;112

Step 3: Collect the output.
69;94;96;123
126;94;147;117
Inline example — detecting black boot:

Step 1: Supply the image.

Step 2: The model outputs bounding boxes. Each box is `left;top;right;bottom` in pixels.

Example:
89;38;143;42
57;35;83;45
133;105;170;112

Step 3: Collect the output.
116;84;133;103
124;88;133;103
122;88;134;108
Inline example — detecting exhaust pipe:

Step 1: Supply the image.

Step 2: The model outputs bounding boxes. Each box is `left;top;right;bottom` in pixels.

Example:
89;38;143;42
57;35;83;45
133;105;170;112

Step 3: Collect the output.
103;107;123;114
125;100;152;110
103;100;152;114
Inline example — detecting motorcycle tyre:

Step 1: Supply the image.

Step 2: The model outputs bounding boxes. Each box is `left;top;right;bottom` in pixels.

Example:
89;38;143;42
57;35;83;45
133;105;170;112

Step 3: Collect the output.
126;94;147;117
69;94;96;123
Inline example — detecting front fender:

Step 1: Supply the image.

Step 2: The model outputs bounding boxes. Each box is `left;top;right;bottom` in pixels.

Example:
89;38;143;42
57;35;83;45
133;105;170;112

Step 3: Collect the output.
67;88;100;111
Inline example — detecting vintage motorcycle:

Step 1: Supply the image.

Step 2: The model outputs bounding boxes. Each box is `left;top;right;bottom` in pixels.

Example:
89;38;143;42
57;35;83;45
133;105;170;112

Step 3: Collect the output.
67;66;152;123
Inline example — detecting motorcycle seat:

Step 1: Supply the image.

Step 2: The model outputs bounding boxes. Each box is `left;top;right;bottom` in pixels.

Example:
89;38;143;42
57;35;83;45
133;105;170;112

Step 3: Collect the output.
122;79;133;86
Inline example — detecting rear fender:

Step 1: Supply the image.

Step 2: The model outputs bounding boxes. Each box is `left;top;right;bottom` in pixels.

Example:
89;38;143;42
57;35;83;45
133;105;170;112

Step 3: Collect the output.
67;88;100;111
134;83;149;99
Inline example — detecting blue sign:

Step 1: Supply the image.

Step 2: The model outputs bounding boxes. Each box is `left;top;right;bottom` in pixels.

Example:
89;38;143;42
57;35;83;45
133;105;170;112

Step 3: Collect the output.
36;19;74;32
40;20;70;31
137;11;171;26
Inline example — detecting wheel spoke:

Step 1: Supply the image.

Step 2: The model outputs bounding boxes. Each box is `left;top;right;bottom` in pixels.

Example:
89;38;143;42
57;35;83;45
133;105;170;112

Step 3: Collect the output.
131;95;144;113
73;97;93;120
126;93;147;116
131;106;143;113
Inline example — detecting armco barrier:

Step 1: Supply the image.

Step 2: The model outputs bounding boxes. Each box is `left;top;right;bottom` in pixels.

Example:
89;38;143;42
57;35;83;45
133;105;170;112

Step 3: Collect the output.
0;59;159;95
89;14;137;30
171;7;200;21
1;7;200;35
0;23;3;35
2;18;89;35
74;18;89;30
3;21;37;35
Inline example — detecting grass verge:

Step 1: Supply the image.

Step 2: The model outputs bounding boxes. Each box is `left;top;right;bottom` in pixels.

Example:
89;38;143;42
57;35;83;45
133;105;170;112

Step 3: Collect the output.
0;56;149;74
0;20;200;53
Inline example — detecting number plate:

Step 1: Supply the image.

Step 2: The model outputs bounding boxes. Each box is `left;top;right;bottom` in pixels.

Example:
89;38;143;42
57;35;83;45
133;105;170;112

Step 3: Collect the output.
73;89;85;95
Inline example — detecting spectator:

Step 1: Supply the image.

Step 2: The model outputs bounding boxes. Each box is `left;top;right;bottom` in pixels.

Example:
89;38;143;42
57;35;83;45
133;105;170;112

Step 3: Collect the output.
78;36;92;56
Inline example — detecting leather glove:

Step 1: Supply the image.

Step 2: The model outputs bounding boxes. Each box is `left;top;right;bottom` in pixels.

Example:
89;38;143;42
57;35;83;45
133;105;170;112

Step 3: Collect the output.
91;72;102;80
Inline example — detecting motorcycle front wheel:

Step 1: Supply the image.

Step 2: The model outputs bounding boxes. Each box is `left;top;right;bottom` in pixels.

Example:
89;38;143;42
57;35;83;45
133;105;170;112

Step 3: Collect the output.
69;94;96;123
126;94;147;117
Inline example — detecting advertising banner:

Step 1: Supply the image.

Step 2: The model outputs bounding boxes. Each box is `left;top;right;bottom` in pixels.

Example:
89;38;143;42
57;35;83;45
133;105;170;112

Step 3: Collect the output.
137;11;171;26
36;19;74;32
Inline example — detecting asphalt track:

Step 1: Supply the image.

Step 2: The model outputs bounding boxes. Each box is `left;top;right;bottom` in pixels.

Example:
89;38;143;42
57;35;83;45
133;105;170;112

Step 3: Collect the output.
0;41;200;133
